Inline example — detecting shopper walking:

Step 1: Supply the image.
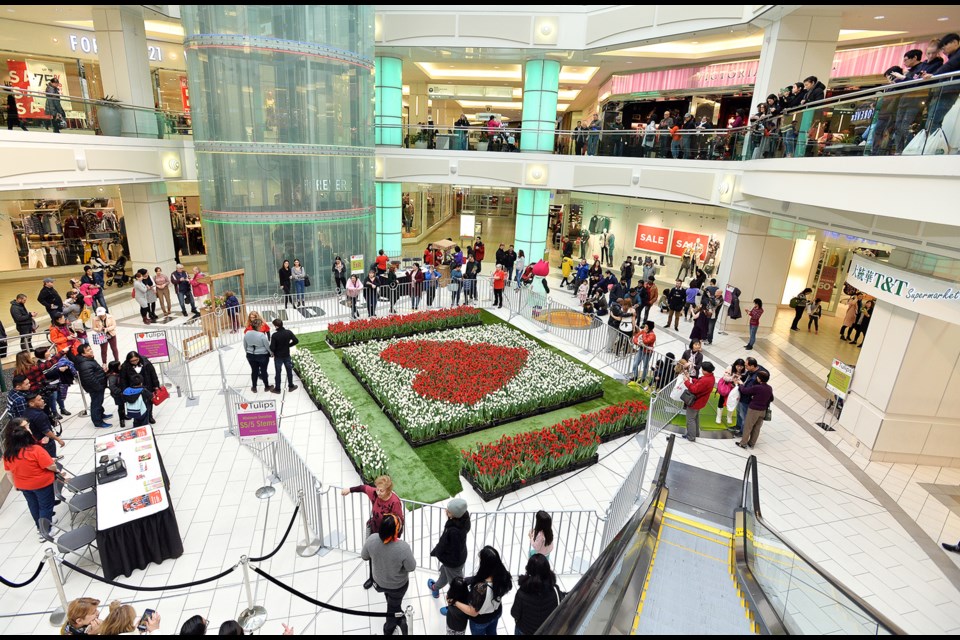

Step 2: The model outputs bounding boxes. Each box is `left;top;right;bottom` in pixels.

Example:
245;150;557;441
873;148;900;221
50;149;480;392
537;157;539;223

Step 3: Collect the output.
76;344;111;429
346;274;362;318
492;264;507;308
269;319;299;393
789;287;812;331
170;264;200;317
11;294;37;352
91;307;119;364
5;82;28;131
278;260;293;309
428;498;471;598
2;419;58;538
736;370;774;449
364;269;379;317
744;298;763;350
361;514;415;636
511;554;562;636
44;77;66;133
410;263;424;310
243;318;272;393
849;300;874;348
681;361;715;442
332;256;348;295
342;475;404;590
447;546;514;635
153;267;172;317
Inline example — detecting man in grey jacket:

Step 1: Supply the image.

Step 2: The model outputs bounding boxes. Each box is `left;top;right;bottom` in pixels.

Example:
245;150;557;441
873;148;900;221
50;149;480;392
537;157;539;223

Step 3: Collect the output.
362;514;415;635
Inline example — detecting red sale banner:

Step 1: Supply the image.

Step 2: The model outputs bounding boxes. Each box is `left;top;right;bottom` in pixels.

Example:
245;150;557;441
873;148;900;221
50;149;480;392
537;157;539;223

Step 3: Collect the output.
5;60;30;118
634;224;670;253
816;266;838;302
670;230;709;260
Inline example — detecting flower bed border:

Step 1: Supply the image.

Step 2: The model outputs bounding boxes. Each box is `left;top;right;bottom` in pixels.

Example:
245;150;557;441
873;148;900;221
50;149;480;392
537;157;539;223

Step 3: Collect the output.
598;422;645;443
461;454;599;501
342;356;603;447
325;318;484;350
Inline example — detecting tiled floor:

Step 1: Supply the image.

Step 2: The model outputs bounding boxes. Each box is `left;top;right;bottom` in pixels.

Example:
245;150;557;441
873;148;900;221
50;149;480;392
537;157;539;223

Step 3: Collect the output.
1;275;959;634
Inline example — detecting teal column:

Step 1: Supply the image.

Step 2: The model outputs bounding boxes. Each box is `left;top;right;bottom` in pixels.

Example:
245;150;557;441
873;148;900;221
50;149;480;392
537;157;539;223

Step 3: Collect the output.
181;6;376;296
515;189;550;262
375;56;402;147
376;182;402;258
520;59;560;153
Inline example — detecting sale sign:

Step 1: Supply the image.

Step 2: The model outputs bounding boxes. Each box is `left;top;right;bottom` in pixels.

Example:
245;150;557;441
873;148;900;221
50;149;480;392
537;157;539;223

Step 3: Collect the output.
237;400;278;444
669;230;709;260
816;266;838;302
135;331;170;364
634;224;670;253
350;254;365;275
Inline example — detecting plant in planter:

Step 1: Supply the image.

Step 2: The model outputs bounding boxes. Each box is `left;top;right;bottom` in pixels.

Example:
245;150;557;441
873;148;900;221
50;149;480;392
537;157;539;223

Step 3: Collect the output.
476;131;490;151
96;95;123;137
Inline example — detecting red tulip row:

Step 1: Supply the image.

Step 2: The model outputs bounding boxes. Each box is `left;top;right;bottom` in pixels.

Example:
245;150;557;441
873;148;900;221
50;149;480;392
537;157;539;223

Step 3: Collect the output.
460;400;649;494
327;306;482;347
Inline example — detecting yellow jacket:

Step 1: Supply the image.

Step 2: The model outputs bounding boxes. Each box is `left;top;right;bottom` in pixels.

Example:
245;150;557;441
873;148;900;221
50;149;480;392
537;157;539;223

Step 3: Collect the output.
561;257;574;277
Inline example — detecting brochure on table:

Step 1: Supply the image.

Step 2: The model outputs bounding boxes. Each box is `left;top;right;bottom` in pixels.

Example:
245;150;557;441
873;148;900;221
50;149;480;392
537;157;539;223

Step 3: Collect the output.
95;424;169;531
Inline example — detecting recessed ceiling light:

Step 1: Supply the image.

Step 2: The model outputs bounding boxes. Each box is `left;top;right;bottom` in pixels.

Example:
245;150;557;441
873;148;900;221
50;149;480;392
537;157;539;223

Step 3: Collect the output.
691;41;699;44
874;15;885;20
938;17;949;21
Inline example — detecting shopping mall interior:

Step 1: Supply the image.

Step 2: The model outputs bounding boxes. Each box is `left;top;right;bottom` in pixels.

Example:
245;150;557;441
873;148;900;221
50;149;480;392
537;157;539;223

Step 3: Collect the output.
0;4;959;635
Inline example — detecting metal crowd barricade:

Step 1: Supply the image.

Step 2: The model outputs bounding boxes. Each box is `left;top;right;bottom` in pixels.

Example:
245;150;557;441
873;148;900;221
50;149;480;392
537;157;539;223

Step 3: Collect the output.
163;329;196;400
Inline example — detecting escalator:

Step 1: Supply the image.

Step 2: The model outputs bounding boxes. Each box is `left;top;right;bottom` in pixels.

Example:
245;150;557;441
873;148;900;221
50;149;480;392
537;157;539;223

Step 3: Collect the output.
538;435;905;636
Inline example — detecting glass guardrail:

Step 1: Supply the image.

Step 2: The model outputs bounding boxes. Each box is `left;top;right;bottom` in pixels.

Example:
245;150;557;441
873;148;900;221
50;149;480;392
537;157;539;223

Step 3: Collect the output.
1;88;192;139
741;456;904;635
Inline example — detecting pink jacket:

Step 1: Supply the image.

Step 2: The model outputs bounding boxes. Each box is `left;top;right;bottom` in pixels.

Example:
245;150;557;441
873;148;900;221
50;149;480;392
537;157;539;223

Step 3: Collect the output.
191;272;210;297
78;282;100;307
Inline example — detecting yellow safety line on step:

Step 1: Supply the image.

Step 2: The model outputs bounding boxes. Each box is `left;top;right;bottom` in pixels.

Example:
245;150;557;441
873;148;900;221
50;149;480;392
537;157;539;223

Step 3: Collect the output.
661;521;730;547
662;511;734;539
656;537;729;564
632;512;665;633
726;537;759;634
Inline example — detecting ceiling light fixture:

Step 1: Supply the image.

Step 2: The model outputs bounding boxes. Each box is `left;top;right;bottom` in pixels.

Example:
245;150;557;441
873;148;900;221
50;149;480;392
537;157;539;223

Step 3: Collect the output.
874;15;884;20
938;17;949;21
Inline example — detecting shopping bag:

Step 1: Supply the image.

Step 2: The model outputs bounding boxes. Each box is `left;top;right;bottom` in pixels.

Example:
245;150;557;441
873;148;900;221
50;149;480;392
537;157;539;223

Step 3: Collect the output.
901;130;927;156
940;99;960;150
923;128;950;155
669;376;686;402
152;386;170;406
726;385;741;410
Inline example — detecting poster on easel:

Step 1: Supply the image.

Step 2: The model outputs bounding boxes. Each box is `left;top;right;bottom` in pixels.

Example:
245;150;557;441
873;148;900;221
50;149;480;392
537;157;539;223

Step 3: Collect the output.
826;359;855;399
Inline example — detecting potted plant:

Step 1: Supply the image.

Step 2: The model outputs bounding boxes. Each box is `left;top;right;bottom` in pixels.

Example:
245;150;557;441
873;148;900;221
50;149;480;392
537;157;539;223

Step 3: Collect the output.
411;131;428;149
96;95;123;137
476;131;489;152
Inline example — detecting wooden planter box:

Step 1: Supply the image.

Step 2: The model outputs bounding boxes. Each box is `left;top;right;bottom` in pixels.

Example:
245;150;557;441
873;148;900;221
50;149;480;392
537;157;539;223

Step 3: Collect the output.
461;454;599;501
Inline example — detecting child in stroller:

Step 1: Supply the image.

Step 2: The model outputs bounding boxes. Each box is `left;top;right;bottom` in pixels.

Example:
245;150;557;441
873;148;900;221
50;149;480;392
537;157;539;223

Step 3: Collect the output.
518;264;535;288
104;255;130;287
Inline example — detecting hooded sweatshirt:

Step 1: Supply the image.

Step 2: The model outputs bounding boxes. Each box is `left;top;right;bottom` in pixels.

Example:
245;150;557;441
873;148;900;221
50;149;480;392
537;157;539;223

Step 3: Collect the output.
430;513;472;568
122;386;150;419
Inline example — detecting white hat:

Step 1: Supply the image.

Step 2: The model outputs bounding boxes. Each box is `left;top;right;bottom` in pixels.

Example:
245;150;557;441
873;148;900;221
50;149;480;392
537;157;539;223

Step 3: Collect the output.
96;307;107;315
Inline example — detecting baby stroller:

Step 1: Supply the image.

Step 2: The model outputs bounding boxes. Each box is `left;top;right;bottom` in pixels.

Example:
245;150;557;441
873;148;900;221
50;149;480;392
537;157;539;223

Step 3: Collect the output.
105;255;130;287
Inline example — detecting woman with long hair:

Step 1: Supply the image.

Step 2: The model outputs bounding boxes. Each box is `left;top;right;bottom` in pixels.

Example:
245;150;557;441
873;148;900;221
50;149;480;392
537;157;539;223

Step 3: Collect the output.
3;418;58;537
512;554;561;635
447;545;514;635
278;259;293;309
291;258;307;307
529;510;555;558
98;601;160;635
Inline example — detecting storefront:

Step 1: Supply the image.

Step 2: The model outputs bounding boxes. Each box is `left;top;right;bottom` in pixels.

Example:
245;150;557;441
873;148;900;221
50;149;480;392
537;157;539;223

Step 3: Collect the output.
0;186;128;274
399;185;517;254
810;233;894;314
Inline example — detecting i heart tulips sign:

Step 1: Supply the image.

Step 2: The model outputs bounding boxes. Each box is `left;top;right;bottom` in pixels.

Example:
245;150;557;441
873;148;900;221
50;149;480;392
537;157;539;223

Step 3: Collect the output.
133;330;170;364
380;340;528;405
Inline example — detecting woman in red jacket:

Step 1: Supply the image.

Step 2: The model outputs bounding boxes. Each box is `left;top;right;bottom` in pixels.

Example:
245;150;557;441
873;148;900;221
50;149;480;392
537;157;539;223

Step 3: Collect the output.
682;361;715;443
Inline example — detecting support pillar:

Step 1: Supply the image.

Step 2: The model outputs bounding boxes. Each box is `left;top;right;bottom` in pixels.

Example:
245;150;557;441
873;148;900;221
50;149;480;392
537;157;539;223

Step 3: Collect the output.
514;189;549;263
752;14;841;106
520;59;560;153
92;5;158;136
120;183;176;275
375;182;402;258
375;56;402;147
839;301;960;467
714;213;795;332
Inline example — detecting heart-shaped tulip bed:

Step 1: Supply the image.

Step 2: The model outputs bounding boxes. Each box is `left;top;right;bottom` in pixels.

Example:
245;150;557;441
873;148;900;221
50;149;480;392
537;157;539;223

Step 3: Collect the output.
341;324;604;443
380;340;529;405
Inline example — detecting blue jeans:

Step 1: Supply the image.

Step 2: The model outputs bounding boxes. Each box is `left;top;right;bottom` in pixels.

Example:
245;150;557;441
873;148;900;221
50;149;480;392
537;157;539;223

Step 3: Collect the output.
469;608;502;636
176;288;197;314
671;139;680;158
22;483;56;531
736;401;749;430
632;348;653;381
746;324;758;348
274;356;294;389
89;387;105;427
293;280;306;306
463;279;475;300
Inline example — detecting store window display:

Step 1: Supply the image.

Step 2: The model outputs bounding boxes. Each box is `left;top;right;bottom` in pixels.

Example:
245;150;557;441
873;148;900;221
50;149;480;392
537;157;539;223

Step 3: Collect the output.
169;197;205;259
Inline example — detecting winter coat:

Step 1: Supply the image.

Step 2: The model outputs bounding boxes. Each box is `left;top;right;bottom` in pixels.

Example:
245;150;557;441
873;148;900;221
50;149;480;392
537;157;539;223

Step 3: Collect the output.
119;356;160;392
10;300;33;332
430;513;471;568
133;280;150;307
727;287;743;320
667;286;686;311
76;356;107;393
803;81;826;104
843;299;858;326
684;372;716;410
37;286;63;312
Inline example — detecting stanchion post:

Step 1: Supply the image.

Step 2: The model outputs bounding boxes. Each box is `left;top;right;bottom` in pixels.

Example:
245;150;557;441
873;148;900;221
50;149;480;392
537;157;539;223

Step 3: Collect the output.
44;548;68;627
77;385;89;418
236;556;267;632
296;489;321;557
403;605;414;632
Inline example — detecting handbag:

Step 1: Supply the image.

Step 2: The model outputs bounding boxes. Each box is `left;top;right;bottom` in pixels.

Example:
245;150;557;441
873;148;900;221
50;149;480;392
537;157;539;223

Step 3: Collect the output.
763;407;772;422
680;388;697;407
79;307;92;323
90;331;109;346
619;319;633;332
152;386;170;406
304;275;312;288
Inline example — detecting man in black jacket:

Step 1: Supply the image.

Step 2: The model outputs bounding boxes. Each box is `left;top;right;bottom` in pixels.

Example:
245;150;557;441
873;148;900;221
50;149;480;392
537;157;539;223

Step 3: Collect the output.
269;319;299;393
10;293;37;352
428;497;471;597
620;256;635;289
76;344;112;429
665;279;686;331
800;76;825;105
37;278;63;318
503;245;517;283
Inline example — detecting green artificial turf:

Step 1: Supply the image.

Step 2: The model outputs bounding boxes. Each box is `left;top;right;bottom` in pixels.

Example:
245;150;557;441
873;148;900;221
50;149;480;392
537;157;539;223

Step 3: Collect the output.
298;310;653;504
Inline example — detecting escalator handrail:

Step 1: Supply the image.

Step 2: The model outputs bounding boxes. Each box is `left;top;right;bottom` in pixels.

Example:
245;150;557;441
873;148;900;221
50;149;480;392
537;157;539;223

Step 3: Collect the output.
535;435;676;635
741;455;907;636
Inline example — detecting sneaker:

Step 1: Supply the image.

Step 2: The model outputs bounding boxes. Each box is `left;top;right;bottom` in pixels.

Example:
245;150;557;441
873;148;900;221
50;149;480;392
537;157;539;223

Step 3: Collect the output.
288;385;298;392
103;414;114;419
60;409;72;416
98;422;113;429
427;579;440;599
